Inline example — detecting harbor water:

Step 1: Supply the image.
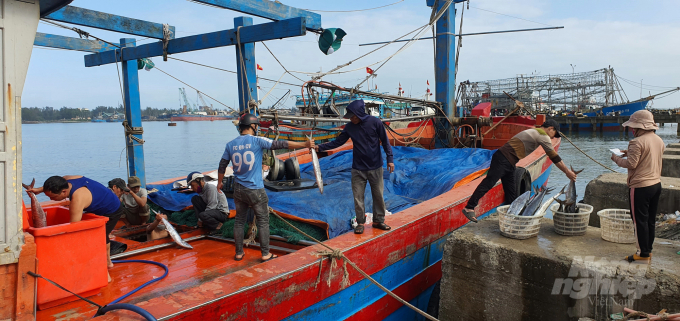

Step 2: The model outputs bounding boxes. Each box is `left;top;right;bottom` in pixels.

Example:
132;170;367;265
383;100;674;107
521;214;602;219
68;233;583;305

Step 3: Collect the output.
22;121;679;207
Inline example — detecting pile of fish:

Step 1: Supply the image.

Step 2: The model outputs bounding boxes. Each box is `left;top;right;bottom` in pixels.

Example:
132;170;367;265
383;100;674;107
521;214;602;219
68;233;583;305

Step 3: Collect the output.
556;167;584;214
508;186;555;217
22;178;47;228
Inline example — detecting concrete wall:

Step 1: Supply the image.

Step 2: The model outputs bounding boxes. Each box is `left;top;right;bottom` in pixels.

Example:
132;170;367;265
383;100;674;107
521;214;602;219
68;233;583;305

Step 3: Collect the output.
667;143;680;149
583;173;680;227
439;215;680;321
665;148;680;155
663;155;680;178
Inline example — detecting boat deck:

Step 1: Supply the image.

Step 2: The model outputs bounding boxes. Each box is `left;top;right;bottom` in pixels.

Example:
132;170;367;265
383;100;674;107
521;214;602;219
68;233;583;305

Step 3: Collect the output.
37;237;289;320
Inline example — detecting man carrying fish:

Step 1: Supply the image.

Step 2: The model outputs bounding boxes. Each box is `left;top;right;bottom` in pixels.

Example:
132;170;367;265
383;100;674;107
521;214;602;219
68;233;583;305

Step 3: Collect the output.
216;113;314;262
611;110;665;263
26;176;123;282
314;99;395;234
462;119;578;223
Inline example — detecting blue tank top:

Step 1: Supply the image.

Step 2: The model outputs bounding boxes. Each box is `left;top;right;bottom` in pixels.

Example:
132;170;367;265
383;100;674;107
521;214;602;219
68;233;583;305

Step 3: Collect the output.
68;177;121;216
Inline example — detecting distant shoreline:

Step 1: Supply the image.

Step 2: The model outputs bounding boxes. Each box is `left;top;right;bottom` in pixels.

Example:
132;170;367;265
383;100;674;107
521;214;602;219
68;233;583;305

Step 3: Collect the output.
22;119;171;124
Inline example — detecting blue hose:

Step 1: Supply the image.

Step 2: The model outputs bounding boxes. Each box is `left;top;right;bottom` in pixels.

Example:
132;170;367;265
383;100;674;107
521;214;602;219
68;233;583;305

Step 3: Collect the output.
93;259;169;319
96;303;157;321
109;259;168;305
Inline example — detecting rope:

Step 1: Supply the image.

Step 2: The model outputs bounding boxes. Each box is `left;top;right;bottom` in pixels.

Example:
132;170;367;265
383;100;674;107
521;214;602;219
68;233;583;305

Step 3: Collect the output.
162;23;172;61
259;72;287;104
152;66;236;112
123;120;145;145
558;131;617;172
261;42;306;83
266;207;439;321
304;0;404;13
27;271;103;308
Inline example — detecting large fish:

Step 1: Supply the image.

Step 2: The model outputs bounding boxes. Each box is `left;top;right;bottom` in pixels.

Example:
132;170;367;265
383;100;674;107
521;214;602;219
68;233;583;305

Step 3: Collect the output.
521;186;554;217
22;178;47;228
507;190;531;216
536;185;568;216
307;135;323;194
152;210;193;249
556;166;584;213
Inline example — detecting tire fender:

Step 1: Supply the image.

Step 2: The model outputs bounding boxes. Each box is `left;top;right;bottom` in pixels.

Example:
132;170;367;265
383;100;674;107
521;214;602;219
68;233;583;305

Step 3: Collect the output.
514;167;532;196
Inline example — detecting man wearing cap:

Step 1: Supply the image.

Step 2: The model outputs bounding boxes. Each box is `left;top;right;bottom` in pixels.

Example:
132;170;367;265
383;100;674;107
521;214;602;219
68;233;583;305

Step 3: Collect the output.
314;99;395;234
462;119;578;223
112;176;150;226
187;172;230;234
611;110;665;263
216;113;314;262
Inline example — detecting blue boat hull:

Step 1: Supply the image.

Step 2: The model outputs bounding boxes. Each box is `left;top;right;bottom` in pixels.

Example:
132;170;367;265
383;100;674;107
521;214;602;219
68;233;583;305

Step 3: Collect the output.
560;100;649;131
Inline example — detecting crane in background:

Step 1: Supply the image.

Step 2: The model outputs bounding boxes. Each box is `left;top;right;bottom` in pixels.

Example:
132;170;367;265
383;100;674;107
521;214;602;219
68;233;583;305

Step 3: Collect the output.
179;88;195;114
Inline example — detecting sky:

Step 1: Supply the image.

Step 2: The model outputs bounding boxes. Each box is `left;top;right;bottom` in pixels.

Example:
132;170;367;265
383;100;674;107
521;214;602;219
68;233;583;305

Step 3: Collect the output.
24;0;680;111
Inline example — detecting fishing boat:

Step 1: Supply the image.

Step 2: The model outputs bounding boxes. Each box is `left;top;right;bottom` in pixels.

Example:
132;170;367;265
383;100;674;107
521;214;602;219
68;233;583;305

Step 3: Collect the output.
5;1;559;320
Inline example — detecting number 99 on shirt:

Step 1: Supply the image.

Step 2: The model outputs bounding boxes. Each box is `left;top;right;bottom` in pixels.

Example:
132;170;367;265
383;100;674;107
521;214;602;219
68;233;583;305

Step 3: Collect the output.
232;151;256;172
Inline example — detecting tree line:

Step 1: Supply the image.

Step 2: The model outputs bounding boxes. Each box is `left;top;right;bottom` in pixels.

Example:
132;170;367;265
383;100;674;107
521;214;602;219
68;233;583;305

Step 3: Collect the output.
21;106;183;122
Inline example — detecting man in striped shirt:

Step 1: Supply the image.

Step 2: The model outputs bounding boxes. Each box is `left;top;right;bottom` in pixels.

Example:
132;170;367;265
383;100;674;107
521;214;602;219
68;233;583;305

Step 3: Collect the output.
462;119;578;223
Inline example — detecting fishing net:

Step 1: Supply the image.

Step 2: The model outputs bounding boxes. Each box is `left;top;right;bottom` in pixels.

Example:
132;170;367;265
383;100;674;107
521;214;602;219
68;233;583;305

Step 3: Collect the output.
148;202;327;244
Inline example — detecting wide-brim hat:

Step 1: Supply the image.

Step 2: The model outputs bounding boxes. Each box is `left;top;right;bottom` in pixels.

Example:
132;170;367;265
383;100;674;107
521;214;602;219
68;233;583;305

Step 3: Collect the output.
622;110;658;130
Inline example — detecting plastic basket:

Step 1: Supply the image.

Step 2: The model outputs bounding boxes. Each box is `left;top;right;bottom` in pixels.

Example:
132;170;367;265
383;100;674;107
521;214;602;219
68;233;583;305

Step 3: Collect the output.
597;209;636;244
550;203;593;236
497;205;545;240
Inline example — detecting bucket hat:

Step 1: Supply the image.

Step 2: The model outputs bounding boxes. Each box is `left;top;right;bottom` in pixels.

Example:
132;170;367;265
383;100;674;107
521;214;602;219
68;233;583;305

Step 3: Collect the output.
128;176;141;188
622;110;658;130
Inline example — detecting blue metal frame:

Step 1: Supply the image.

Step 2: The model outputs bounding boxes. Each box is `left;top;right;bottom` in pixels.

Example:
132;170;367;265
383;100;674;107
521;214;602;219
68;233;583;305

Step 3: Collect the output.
433;1;460;119
46;6;175;40
234;17;259;114
120;38;146;187
84;17;306;67
34;32;119;52
191;0;321;30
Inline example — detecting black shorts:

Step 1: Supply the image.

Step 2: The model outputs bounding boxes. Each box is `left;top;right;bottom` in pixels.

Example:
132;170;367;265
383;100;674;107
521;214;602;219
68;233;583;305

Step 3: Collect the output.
103;203;124;244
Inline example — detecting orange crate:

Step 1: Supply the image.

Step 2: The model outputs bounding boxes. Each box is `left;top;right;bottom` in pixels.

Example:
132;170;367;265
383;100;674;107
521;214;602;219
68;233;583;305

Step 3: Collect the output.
26;206;109;310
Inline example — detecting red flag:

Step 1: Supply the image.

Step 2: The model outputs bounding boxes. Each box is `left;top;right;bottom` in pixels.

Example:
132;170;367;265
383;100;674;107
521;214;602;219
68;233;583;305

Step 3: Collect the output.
257;64;263;71
427;80;430;86
426;88;430;93
375;85;378;90
366;67;374;74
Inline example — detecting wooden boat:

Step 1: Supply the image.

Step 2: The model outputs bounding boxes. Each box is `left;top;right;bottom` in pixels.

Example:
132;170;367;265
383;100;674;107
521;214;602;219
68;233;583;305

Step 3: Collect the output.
31;116;558;320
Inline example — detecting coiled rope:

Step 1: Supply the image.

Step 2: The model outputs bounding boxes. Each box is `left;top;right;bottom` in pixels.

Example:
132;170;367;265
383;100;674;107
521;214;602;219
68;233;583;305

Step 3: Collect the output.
266;207;440;321
123;120;145;145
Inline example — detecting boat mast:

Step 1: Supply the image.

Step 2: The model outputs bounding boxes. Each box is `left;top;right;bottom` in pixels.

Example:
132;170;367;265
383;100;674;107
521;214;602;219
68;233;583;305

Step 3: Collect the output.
431;0;465;119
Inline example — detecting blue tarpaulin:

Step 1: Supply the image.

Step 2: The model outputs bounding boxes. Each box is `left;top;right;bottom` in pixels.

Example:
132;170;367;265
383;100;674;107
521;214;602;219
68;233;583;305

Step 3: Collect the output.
148;146;494;238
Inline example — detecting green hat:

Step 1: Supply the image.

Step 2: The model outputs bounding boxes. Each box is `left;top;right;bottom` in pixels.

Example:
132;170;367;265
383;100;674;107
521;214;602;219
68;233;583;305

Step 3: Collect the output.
128;176;141;188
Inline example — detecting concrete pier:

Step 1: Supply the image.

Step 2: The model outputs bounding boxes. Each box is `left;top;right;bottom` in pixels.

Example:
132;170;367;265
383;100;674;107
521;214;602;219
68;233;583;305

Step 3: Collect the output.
583;173;680;227
439;215;680;321
664;148;680;155
662;155;680;178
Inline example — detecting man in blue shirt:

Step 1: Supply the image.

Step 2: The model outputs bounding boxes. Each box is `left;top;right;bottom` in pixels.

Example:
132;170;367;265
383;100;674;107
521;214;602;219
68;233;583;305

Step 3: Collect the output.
217;114;314;262
315;99;394;234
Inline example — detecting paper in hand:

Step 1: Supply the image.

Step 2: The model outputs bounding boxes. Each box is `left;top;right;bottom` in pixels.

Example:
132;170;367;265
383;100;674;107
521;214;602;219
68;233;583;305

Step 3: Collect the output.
610;148;624;156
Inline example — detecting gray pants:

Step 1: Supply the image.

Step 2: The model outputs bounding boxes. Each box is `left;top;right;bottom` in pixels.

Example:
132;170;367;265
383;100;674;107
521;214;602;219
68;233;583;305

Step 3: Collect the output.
233;183;270;257
351;167;386;224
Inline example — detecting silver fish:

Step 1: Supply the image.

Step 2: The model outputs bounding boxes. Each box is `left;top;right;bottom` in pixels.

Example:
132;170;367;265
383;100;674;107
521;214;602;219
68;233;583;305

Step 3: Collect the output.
310;147;323;194
22;178;47;228
521;186;554;217
152;210;193;249
535;185;568;216
556;166;584;213
507;191;531;216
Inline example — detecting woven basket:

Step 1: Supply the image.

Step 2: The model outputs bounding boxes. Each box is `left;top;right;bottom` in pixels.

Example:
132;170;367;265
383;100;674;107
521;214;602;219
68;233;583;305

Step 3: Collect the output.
551;203;593;236
497;205;545;240
597;209;636;244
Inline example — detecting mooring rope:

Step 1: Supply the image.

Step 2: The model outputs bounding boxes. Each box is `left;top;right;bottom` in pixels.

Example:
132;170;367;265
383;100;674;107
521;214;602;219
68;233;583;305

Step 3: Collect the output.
266;207;439;321
558;131;618;173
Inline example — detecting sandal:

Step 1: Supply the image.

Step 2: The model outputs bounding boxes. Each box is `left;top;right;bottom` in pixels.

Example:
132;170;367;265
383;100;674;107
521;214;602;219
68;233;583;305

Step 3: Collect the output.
262;253;278;262
624;254;651;263
234;253;244;261
462;208;478;223
354;225;364;234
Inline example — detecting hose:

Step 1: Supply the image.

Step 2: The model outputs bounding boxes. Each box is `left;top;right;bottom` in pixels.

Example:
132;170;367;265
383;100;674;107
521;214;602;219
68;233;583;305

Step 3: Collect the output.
108;259;169;305
95;303;158;321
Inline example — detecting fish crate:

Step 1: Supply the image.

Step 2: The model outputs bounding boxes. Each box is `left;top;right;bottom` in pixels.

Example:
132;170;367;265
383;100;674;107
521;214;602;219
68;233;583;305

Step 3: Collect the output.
497;205;545;240
550;203;593;236
597;209;636;244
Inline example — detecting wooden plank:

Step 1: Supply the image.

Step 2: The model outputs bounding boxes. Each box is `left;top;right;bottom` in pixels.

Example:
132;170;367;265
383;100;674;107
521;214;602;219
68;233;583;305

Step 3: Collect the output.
34;32;118;53
84;17;306;67
45;5;175;40
192;0;321;30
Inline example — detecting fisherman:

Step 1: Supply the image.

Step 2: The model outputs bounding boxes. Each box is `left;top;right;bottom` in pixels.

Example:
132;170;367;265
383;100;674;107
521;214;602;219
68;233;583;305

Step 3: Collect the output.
611;110;664;263
314;99;395;234
187;172;230;234
110;176;149;226
27;176;123;282
146;212;169;241
216;113;314;261
462;119;578;223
